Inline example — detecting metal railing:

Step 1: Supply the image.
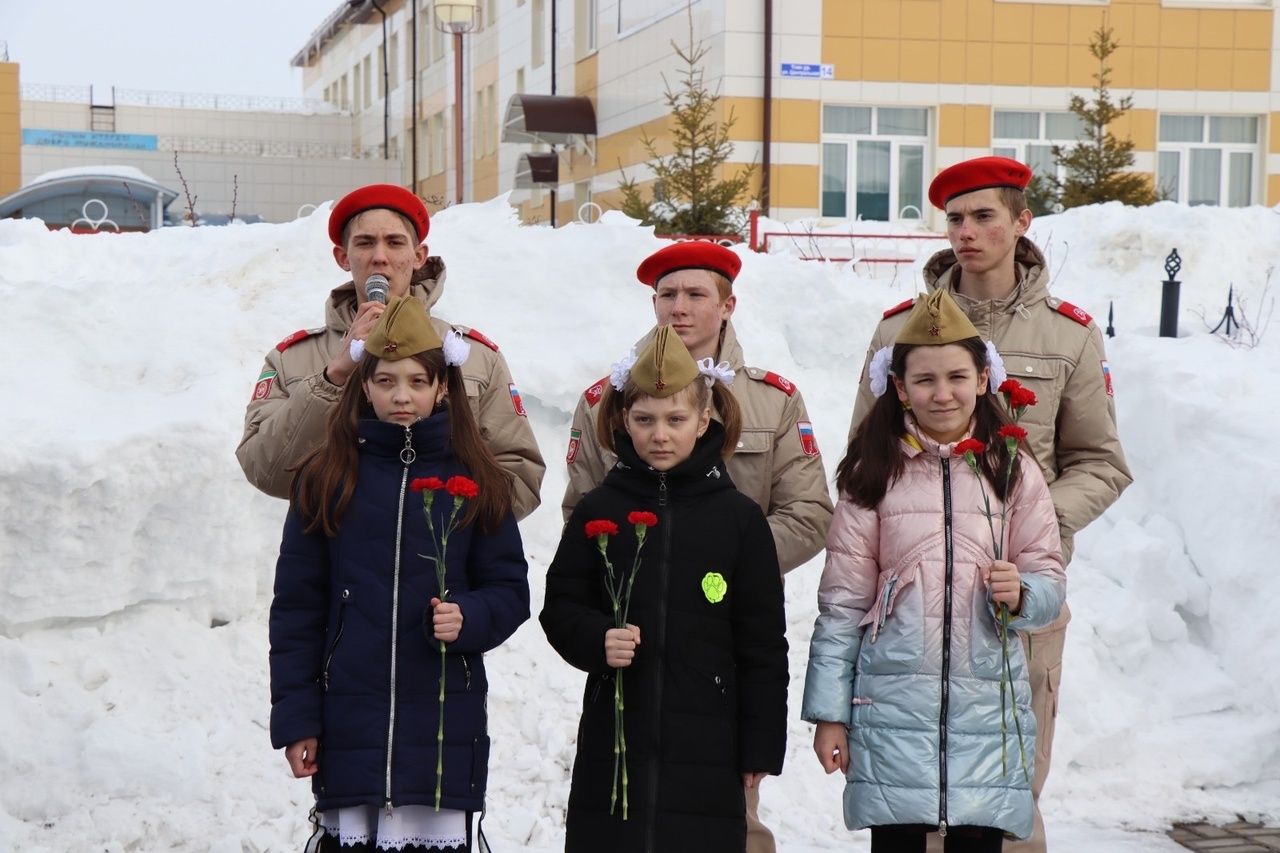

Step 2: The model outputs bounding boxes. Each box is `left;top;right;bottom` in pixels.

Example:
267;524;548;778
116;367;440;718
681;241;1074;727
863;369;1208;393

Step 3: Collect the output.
160;135;383;160
21;82;342;115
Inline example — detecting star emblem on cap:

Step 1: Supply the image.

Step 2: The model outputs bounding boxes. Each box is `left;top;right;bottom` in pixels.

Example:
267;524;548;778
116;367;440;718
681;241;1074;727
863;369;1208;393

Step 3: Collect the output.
384;341;399;353
928;324;942;337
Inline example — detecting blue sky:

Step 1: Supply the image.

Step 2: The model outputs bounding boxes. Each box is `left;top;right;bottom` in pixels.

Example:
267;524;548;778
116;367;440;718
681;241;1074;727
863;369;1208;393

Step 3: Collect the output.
3;1;343;98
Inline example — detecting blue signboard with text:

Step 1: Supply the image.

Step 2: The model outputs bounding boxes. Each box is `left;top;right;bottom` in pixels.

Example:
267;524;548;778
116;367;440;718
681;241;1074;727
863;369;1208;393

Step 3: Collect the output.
780;63;834;79
23;129;159;151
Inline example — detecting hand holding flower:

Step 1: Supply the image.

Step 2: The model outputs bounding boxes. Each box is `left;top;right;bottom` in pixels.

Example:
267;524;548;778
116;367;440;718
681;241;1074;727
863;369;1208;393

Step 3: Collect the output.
604;623;642;668
429;598;464;643
983;560;1023;613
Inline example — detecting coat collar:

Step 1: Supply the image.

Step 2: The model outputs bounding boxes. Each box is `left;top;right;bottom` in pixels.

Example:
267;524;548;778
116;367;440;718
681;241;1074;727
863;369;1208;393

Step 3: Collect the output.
922;237;1051;314
899;414;977;461
357;407;452;461
606;420;736;498
326;256;449;332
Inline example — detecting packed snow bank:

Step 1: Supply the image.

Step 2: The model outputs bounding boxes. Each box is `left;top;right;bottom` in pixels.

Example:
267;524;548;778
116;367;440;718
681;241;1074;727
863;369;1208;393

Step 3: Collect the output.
0;196;1277;850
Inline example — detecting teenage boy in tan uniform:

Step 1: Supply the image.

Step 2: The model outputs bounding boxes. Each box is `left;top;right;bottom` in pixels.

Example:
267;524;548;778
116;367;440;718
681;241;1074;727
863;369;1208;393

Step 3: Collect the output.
850;157;1132;852
562;241;833;853
238;184;545;518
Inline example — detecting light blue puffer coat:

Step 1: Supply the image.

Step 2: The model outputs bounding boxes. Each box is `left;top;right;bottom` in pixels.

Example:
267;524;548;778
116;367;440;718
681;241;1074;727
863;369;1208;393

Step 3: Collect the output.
802;422;1065;839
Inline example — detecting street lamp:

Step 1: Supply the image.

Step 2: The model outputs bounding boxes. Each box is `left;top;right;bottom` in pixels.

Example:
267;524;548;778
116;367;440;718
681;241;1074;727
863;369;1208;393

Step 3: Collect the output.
434;0;480;204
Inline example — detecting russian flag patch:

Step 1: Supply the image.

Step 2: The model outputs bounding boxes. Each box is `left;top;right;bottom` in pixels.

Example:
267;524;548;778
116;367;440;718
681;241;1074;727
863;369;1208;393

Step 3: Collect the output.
797;420;819;457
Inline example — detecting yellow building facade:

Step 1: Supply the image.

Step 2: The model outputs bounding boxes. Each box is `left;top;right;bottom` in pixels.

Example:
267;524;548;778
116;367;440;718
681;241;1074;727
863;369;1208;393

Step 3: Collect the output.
295;0;1279;227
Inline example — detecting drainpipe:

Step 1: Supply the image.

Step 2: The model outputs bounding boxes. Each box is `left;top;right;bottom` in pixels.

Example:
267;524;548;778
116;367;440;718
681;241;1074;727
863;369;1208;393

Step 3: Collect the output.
411;1;419;189
761;0;773;215
550;0;558;227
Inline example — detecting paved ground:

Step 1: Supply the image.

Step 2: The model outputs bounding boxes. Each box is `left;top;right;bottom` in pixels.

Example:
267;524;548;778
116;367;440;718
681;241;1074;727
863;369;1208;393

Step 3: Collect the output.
1169;822;1280;852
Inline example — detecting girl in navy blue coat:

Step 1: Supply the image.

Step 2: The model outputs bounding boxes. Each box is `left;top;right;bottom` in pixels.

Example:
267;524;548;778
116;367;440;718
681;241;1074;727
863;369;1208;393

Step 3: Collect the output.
269;297;530;853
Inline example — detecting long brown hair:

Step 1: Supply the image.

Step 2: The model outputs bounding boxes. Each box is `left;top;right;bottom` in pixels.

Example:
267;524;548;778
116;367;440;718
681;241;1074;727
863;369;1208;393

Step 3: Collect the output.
291;349;512;536
836;337;1019;509
595;377;742;460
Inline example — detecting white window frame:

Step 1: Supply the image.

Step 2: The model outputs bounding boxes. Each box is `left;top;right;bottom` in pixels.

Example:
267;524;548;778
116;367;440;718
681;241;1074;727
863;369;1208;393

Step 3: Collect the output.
617;0;697;39
1157;113;1260;207
991;110;1084;185
820;105;931;222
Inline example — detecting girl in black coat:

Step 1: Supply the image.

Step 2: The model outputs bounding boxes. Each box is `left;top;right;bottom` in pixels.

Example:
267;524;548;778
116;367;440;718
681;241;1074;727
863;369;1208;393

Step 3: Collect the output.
270;298;529;853
541;326;789;853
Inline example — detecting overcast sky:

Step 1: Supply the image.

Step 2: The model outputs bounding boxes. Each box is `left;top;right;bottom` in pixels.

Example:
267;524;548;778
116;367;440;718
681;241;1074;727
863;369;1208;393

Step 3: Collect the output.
2;1;345;98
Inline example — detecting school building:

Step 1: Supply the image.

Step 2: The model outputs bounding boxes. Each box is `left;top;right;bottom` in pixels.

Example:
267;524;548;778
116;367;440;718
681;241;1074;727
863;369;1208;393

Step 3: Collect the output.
289;0;1280;228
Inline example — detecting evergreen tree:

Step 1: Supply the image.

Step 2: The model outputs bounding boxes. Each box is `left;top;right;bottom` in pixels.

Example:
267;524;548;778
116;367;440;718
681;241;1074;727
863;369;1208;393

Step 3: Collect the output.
1046;25;1158;209
617;18;755;236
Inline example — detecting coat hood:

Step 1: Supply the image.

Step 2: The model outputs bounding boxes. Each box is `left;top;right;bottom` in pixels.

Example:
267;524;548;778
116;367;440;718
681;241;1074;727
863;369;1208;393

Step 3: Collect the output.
922;237;1051;314
326;255;449;332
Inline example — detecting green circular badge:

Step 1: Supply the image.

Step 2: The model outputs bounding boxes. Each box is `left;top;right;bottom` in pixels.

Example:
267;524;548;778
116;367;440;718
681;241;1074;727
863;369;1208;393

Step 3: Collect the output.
701;572;727;604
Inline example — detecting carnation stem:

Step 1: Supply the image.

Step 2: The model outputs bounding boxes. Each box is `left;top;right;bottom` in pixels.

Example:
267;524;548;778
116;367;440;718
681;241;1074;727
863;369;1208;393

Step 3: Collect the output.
436;638;445;810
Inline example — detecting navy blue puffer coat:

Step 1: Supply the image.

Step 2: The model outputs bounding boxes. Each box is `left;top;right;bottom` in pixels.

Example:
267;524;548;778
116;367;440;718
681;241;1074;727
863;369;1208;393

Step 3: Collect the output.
269;410;529;813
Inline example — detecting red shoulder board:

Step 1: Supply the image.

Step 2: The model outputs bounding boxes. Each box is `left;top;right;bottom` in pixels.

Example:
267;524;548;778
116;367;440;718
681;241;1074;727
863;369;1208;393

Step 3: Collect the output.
883;298;915;319
275;328;317;352
584;376;609;408
1055;300;1092;326
464;328;500;351
762;371;796;397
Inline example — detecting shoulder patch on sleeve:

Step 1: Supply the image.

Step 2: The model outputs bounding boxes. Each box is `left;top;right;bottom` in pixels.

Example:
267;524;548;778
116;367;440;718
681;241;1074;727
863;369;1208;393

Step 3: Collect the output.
275;327;322;353
463;327;500;351
883;298;915;320
584;376;609;407
1053;300;1093;327
752;370;796;397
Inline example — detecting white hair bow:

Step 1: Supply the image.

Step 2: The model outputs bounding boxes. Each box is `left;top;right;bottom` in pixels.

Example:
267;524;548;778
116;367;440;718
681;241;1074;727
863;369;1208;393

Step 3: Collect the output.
696;357;735;387
442;329;471;367
868;346;893;397
609;347;638;391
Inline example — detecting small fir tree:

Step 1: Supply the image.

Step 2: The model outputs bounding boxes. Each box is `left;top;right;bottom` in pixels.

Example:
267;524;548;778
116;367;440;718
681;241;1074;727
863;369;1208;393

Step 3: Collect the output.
1045;25;1158;209
617;13;755;236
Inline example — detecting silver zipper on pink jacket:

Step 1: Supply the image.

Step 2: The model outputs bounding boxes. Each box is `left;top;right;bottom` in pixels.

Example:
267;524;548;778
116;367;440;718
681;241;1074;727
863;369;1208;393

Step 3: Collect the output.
385;426;415;814
938;456;954;838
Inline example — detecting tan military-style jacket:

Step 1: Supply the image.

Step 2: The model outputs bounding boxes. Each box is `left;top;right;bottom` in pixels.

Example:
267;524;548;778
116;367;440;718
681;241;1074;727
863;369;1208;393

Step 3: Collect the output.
850;238;1132;568
236;257;545;519
562;321;834;573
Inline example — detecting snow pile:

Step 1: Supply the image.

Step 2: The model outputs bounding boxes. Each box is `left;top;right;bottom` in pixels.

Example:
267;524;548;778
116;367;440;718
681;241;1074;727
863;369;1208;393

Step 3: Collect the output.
0;196;1276;850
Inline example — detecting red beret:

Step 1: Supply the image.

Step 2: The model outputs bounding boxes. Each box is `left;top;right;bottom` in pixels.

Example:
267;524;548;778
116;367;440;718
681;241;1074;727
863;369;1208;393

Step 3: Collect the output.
635;241;742;289
328;184;430;246
928;156;1032;210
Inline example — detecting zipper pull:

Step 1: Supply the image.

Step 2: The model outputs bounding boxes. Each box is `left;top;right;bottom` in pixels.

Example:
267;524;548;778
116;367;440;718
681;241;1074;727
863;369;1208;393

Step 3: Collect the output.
462;654;472;691
385;798;394;817
400;425;416;465
658;472;668;506
939;821;948;838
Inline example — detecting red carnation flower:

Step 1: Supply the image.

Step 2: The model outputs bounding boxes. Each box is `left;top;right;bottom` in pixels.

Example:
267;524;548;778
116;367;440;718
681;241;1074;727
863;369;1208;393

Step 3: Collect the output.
585;519;620;539
1010;386;1038;408
410;476;446;492
954;438;986;457
627;511;658;528
444;475;479;499
997;379;1022;395
997;424;1028;442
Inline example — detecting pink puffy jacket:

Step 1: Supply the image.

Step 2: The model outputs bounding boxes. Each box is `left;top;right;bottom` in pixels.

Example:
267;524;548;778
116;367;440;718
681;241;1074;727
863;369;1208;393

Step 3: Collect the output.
802;420;1065;838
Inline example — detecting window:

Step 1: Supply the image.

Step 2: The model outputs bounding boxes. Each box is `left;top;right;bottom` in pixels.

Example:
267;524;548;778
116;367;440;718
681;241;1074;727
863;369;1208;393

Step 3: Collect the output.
576;0;598;57
474;87;497;157
430;3;446;62
820;105;930;221
1157;114;1259;206
363;55;374;105
390;32;400;89
516;67;525;94
417;3;432;67
340;74;350;110
991;110;1084;184
532;0;545;67
353;63;363;111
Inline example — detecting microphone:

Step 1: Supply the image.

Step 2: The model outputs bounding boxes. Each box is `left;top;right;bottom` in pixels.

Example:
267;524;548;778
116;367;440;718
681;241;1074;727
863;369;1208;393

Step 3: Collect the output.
364;274;389;305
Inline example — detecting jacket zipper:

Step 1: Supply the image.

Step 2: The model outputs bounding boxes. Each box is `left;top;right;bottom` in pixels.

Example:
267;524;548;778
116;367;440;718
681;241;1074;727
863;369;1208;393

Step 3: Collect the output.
938;457;954;837
644;472;670;853
322;598;348;691
384;426;415;815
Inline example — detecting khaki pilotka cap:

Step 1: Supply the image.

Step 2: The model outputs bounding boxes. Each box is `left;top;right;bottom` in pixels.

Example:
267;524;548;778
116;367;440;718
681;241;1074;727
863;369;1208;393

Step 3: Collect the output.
364;297;443;360
630;325;701;397
895;290;982;346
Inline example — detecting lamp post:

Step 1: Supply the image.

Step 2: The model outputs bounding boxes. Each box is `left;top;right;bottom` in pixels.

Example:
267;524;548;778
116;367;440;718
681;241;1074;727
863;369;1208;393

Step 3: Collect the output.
434;0;480;204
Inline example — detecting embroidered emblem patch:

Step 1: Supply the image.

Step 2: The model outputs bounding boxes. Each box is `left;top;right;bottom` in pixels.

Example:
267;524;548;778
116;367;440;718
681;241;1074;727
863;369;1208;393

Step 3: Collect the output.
509;382;527;417
585;377;608;407
1101;360;1114;397
701;572;727;604
797;420;819;457
761;371;796;397
251;368;277;402
566;428;581;464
